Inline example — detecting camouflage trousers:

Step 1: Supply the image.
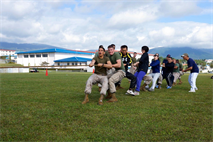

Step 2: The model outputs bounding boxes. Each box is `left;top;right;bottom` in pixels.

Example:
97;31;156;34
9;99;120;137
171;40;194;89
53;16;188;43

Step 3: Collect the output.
107;68;126;93
84;74;108;95
178;71;184;79
173;72;180;83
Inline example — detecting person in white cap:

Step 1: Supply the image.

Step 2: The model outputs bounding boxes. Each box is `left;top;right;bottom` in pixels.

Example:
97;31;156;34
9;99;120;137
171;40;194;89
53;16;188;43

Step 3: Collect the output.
181;53;199;92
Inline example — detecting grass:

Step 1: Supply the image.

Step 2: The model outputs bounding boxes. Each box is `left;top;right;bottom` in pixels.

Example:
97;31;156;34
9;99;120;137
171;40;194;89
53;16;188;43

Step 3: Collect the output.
0;72;212;141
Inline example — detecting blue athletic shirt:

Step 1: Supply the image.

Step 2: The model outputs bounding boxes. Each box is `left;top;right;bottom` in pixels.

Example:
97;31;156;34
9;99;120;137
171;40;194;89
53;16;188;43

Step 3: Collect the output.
187;58;199;73
150;60;160;73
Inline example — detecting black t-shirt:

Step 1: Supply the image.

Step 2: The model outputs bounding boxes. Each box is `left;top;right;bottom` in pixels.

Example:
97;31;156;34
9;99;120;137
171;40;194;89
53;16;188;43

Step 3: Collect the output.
165;62;174;73
162;59;168;73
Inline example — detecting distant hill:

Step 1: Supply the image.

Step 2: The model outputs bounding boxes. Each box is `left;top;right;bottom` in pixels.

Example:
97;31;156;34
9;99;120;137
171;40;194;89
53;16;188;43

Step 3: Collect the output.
149;47;213;59
0;42;212;59
0;42;62;51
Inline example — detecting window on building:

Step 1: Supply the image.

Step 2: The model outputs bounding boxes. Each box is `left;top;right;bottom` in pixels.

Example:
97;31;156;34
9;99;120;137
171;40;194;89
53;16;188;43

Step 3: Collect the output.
72;63;74;65
67;63;69;66
36;54;41;57
30;55;35;58
58;63;60;66
75;63;77;65
24;55;28;58
43;54;48;57
79;63;82;65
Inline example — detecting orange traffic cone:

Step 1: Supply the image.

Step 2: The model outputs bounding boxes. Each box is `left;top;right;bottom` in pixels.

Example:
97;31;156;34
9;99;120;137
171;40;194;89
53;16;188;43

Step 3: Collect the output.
46;69;48;76
93;68;95;73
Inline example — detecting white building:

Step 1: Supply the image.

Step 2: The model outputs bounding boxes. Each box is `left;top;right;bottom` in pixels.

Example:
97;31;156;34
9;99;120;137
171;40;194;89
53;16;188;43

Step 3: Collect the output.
17;48;94;66
205;59;213;63
17;48;155;68
0;49;16;56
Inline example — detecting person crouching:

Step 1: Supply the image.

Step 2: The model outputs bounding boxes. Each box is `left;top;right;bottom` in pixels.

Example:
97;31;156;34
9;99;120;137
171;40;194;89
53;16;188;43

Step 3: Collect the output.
82;45;112;105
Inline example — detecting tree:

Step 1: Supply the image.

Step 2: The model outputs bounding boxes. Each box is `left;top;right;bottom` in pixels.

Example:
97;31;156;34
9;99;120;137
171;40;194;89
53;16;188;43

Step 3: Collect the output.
209;62;213;68
41;61;49;66
159;56;164;63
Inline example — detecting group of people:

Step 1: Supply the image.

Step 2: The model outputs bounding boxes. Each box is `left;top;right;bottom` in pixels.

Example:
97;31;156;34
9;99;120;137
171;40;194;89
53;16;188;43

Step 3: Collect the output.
82;44;199;105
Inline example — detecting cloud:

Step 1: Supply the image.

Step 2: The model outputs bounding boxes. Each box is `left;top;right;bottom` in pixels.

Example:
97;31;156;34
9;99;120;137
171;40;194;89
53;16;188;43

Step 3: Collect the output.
0;0;212;52
108;7;157;27
158;0;202;17
1;1;44;20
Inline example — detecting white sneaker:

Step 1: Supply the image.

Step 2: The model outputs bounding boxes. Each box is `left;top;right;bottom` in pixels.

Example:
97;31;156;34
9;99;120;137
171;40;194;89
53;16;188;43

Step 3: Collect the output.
98;83;102;87
133;91;140;96
148;88;154;92
126;89;134;95
189;89;195;92
195;88;198;90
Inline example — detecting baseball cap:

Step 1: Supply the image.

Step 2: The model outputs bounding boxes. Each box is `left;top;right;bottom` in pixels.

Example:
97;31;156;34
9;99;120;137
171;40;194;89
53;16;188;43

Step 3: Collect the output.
167;54;171;57
134;52;137;54
181;53;189;57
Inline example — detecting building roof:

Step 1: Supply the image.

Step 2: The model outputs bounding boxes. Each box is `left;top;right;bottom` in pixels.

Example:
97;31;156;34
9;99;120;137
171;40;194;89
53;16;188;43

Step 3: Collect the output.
16;48;94;55
54;57;92;62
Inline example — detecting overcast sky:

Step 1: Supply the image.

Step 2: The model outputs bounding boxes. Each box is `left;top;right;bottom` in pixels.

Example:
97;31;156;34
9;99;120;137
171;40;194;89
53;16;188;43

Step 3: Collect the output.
0;0;212;52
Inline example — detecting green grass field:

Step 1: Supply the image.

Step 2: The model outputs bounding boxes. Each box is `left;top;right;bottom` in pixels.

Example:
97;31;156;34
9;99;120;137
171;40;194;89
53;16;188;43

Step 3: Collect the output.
0;71;212;141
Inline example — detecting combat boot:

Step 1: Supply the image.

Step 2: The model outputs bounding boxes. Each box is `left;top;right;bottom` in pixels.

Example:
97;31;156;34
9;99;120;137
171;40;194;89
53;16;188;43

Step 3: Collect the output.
105;90;112;99
116;84;124;90
82;94;89;104
140;84;147;92
178;81;182;85
98;87;102;92
107;93;118;102
98;94;104;105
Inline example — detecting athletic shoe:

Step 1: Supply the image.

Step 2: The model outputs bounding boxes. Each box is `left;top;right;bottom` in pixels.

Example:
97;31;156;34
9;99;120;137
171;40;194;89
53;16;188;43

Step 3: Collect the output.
189;89;195;92
167;86;172;89
148;88;154;92
145;85;149;89
195;88;198;90
155;85;158;88
126;89;134;95
133;91;140;96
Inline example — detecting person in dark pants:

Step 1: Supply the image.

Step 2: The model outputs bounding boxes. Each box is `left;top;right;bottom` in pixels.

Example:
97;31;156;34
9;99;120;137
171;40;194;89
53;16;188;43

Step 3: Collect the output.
117;45;137;95
156;54;171;89
164;57;174;89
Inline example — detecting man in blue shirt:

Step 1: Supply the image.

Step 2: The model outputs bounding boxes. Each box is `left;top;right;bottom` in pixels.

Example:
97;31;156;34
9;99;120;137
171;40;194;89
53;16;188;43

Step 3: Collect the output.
181;53;199;92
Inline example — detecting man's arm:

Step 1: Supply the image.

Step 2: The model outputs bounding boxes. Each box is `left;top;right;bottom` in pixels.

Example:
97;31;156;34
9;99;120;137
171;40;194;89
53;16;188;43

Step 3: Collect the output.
89;59;96;67
183;66;193;72
134;62;139;67
112;59;121;68
97;60;112;69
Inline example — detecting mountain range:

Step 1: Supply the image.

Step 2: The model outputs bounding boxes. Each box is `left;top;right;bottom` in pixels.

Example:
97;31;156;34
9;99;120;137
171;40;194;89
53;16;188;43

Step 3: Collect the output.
0;42;63;51
0;42;212;59
149;47;213;59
